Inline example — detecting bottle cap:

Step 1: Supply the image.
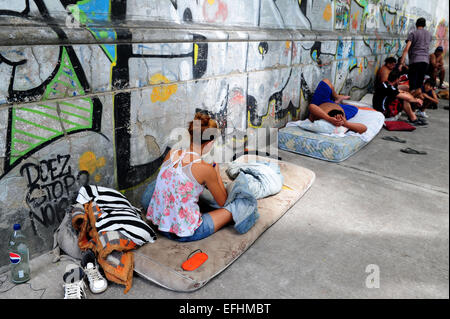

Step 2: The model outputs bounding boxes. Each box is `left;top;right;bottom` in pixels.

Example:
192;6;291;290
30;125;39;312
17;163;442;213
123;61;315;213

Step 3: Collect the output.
13;224;21;231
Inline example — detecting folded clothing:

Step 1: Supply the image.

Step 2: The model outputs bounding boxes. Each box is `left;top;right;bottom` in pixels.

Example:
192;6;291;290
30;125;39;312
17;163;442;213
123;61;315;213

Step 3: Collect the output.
225;161;284;199
384;121;416;131
77;185;157;245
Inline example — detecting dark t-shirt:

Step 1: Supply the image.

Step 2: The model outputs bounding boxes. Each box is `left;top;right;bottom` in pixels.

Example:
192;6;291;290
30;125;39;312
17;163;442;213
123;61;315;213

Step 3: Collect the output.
373;82;400;114
407;29;432;64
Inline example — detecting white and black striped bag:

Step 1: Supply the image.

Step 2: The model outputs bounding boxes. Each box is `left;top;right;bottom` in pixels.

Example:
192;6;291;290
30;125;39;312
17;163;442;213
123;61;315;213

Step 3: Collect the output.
76;185;157;245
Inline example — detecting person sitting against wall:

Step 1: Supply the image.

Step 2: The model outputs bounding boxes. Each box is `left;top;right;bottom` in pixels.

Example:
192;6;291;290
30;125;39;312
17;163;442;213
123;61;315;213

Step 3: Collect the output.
146;112;232;242
308;79;367;134
428;46;446;89
375;57;397;89
373;69;427;126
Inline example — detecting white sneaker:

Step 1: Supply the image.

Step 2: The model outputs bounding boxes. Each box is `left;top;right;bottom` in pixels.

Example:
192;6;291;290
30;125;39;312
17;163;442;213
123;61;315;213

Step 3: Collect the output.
416;110;429;118
63;264;87;299
84;262;108;294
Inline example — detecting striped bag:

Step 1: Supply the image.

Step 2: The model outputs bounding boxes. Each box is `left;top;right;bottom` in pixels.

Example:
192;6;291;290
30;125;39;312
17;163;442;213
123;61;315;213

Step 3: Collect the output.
76;185;157;245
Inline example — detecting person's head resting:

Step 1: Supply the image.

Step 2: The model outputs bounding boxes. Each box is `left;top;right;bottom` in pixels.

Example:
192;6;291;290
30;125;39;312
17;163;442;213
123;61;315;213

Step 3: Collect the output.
416;17;426;28
384;57;397;70
387;69;401;85
423;78;435;91
435;46;444;57
188;112;219;153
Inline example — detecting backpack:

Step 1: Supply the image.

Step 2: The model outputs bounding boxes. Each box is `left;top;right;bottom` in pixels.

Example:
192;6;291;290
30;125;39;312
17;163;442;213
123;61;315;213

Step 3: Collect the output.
52;209;82;262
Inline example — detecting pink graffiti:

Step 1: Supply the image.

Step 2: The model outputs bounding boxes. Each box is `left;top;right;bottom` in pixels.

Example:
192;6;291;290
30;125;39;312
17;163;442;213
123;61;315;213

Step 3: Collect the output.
203;0;228;23
436;20;449;53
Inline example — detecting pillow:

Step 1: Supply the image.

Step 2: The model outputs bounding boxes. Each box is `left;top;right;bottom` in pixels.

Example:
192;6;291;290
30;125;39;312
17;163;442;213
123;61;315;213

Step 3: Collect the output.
384;121;416;131
299;119;349;135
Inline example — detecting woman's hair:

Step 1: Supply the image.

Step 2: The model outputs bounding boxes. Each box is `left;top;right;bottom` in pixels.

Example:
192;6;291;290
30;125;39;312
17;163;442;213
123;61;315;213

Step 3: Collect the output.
188;112;218;144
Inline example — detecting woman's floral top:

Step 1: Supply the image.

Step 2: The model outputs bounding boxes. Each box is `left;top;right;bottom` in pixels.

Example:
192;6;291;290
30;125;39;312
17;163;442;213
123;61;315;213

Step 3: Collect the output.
146;150;204;237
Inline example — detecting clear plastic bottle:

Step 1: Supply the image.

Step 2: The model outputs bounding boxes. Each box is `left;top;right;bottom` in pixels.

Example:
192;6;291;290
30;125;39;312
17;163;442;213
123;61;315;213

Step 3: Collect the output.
8;224;31;283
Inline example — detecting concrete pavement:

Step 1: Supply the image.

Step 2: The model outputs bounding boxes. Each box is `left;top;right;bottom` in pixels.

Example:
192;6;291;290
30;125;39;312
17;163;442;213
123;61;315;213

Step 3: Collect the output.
1;98;448;300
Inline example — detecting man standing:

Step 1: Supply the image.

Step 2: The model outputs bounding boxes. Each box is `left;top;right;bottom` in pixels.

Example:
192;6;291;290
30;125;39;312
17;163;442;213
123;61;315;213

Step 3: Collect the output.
399;17;432;95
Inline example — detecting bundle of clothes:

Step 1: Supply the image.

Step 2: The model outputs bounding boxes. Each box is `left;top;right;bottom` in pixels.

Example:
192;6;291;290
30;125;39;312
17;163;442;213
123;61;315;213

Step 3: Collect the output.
217;160;284;234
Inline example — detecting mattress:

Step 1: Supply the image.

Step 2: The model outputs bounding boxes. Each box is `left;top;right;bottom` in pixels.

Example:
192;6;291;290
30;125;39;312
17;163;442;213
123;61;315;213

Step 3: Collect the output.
278;108;384;162
133;155;315;292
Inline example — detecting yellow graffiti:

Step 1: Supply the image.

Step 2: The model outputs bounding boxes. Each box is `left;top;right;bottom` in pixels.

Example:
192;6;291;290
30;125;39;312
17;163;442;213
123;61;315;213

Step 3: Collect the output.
207;0;215;4
150;73;178;103
323;3;332;21
79;151;106;183
194;43;199;65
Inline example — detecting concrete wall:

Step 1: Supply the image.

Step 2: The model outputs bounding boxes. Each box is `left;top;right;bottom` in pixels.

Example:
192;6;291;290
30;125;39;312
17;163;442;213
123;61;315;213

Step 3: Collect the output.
0;0;448;266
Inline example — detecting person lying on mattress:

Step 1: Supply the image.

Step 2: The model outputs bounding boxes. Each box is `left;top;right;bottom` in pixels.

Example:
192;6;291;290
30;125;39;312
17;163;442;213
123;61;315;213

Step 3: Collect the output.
308;79;368;134
146;112;233;242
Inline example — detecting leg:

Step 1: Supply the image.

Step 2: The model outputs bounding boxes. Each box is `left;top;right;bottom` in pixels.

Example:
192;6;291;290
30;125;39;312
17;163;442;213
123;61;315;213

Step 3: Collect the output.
208;208;233;232
408;63;424;94
321;78;350;103
402;100;417;122
439;67;446;87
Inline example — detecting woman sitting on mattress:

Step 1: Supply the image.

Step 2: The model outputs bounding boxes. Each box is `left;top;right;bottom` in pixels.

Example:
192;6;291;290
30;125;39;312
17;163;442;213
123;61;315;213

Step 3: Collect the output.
146;112;232;242
308;79;367;134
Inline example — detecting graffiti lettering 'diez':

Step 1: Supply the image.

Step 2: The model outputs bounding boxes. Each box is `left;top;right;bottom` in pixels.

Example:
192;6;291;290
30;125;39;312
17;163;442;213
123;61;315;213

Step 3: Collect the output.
21;154;76;229
0;0;102;178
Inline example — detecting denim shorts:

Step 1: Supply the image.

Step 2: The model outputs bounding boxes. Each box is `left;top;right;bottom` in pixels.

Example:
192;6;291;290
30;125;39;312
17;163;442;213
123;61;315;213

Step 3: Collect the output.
159;213;215;242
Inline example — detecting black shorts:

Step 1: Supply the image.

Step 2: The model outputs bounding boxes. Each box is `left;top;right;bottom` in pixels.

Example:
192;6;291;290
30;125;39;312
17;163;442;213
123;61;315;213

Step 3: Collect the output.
385;98;402;118
408;62;428;90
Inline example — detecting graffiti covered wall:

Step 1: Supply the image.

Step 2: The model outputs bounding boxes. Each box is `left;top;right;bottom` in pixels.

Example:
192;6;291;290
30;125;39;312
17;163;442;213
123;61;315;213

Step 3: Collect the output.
0;0;448;264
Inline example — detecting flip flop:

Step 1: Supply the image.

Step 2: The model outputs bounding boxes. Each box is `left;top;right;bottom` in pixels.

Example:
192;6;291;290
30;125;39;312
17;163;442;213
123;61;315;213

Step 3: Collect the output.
382;136;406;143
400;147;427;155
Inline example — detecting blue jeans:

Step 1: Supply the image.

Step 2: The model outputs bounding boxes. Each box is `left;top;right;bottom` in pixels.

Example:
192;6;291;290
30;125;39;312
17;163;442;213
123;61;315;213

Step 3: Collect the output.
159;212;215;242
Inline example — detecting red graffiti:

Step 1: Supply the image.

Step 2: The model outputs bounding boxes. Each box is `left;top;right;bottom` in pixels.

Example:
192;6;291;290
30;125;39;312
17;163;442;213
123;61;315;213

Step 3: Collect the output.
203;0;228;23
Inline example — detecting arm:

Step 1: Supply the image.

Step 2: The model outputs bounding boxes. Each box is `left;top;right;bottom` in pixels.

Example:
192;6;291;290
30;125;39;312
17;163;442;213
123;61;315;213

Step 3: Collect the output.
379;67;390;83
437;55;444;68
336;114;367;134
423;91;439;104
429;54;437;69
202;163;227;207
397;92;423;106
400;41;412;66
308;104;345;126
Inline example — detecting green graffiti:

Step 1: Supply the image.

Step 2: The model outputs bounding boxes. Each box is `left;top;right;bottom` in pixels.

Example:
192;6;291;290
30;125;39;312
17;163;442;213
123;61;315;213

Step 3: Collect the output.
9;47;95;165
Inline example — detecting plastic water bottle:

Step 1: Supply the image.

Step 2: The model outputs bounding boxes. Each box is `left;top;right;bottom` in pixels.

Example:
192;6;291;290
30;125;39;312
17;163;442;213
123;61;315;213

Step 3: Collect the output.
8;224;31;283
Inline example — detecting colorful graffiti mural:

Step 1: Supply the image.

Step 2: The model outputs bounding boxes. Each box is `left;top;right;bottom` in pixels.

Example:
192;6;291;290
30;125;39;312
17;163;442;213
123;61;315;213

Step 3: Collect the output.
0;0;447;264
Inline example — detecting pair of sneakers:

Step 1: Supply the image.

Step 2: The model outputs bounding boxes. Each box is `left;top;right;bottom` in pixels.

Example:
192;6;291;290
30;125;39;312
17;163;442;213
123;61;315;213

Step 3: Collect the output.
63;251;108;299
416;110;429;119
409;117;428;126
